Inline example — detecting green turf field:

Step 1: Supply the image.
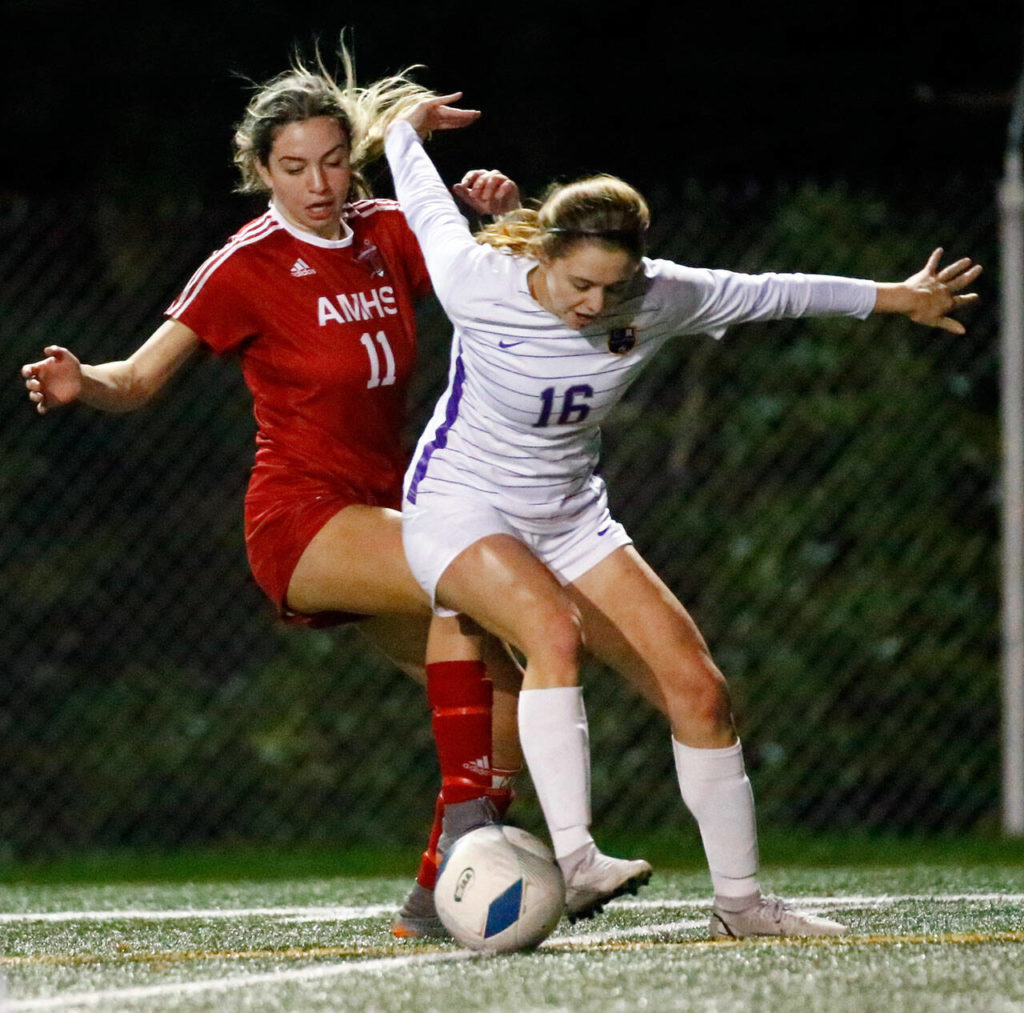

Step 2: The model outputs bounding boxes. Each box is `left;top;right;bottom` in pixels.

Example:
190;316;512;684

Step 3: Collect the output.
2;842;1023;1012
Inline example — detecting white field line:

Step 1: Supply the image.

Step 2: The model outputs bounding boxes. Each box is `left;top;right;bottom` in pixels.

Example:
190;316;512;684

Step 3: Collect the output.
2;893;1023;1010
556;893;1024;946
1;892;1022;925
0;904;395;925
625;892;1024;909
4;950;478;1011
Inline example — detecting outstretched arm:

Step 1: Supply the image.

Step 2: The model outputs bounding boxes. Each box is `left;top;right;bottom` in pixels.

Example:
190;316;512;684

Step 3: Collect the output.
385;108;493;311
385;91;520;216
873;248;982;334
21;319;200;414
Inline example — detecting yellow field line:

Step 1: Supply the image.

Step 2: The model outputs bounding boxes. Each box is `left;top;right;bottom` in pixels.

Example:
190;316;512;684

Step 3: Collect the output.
548;929;1024;952
4;929;1023;968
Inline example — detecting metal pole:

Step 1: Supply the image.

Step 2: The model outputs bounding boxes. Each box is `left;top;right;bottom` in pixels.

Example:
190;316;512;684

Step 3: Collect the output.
999;68;1024;836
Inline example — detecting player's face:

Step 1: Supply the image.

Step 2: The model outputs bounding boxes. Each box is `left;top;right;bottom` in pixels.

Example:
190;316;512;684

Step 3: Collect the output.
531;242;639;330
257;116;352;239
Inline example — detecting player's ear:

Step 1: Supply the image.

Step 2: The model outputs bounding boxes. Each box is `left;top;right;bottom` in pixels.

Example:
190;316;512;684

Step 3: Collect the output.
255;158;274;191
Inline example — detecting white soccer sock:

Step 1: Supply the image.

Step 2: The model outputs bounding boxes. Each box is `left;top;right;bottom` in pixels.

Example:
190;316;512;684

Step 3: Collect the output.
518;686;594;859
672;737;760;899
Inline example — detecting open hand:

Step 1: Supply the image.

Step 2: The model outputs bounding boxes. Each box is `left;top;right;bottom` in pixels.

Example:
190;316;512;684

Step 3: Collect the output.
899;248;982;334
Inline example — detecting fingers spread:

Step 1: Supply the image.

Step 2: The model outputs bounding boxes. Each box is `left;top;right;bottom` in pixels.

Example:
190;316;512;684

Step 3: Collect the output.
949;264;983;289
937;257;973;283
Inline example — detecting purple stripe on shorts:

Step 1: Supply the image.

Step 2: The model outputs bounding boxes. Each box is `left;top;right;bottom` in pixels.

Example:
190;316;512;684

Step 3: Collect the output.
406;351;466;505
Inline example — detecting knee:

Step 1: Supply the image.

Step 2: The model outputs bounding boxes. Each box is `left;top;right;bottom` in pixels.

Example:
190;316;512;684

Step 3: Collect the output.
662;651;734;733
522;599;584;679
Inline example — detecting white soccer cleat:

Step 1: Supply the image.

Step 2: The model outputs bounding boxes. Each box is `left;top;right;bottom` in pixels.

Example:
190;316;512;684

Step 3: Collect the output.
560;843;653;923
710;894;849;938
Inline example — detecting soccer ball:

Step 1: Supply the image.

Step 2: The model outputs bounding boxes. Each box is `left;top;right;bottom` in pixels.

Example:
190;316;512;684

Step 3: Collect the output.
435;824;566;953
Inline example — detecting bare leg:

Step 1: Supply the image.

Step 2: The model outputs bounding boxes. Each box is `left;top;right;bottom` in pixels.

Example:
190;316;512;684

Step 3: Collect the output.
283;506;524;938
287;504;426;617
568;545;735;748
436;534;651;919
569;546;757;900
553;544;843;937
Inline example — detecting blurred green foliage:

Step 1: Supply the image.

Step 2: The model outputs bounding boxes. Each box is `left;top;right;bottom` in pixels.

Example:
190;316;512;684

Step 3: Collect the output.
0;173;1003;863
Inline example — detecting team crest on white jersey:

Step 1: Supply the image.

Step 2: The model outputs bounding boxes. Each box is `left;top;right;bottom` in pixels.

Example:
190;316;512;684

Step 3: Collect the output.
290;258;316;277
608;327;637;354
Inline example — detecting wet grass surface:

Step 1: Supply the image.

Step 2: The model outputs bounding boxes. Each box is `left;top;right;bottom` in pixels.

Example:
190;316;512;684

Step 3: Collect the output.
1;859;1022;1010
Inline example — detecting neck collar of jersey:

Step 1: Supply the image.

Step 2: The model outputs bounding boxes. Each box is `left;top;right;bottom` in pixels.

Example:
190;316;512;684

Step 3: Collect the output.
267;200;355;249
521;257;542;301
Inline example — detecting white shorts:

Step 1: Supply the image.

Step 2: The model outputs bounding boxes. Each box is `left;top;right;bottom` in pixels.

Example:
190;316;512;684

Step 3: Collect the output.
402;491;633;615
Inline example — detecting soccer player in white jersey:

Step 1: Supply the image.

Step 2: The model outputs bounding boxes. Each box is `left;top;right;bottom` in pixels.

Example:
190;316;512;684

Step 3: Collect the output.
384;95;982;936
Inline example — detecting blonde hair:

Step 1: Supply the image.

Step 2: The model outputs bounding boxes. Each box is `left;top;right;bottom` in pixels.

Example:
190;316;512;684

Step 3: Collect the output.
477;175;650;261
233;38;436;198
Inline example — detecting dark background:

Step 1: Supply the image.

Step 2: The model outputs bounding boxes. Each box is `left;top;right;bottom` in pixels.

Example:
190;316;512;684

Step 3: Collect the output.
2;0;1021;206
0;1;1020;858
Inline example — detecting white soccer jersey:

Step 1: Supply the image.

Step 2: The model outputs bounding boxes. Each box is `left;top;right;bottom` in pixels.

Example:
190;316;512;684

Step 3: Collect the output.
386;122;877;534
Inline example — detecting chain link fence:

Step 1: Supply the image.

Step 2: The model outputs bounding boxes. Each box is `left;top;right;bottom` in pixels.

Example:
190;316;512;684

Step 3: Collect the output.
0;170;1002;863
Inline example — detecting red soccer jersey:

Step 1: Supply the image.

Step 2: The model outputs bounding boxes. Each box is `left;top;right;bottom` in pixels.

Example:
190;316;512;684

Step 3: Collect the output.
166;199;432;613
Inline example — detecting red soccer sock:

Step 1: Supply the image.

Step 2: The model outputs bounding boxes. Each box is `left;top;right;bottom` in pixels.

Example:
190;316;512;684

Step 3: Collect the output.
415;791;445;890
427;660;494;806
416;774;520;890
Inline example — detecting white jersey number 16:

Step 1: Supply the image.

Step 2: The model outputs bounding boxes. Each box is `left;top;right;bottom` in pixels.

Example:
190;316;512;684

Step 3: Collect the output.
534;383;594;427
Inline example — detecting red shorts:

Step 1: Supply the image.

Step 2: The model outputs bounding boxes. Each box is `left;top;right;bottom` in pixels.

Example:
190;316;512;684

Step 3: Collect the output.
244;476;402;628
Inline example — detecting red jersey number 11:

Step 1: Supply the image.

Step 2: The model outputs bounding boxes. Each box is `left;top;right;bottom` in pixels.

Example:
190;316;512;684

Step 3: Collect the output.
361;331;397;388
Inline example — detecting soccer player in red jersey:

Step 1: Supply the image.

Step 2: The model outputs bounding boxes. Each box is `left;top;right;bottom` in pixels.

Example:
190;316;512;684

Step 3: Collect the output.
21;47;523;939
